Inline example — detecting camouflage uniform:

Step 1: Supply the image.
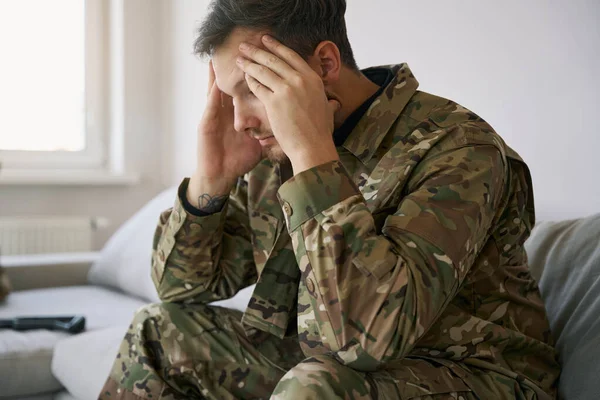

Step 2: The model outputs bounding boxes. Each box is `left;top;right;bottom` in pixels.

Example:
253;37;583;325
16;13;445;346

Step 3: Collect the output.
100;64;560;399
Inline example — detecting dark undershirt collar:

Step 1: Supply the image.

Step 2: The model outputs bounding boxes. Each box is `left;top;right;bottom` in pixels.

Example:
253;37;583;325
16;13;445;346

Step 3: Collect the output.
332;68;394;147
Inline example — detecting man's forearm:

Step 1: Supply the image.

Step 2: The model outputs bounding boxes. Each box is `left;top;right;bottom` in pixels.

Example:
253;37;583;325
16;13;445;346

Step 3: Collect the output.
153;179;257;304
187;172;236;214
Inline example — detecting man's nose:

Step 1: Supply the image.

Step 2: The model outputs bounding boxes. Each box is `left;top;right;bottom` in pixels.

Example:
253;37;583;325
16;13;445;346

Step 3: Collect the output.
234;105;260;133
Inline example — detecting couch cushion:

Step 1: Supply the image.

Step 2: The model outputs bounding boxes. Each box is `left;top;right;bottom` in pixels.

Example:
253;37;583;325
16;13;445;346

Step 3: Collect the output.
0;329;65;398
0;286;147;398
52;325;128;400
525;213;600;400
6;394;56;400
53;391;79;400
0;286;148;330
88;187;178;303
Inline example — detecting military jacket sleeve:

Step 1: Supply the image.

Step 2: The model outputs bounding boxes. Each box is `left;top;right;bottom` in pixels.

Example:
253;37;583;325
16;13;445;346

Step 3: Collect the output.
151;177;258;303
277;137;505;371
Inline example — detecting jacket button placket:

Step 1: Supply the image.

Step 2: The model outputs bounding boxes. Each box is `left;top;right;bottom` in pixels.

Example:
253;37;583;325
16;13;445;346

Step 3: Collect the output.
306;277;316;293
282;202;293;217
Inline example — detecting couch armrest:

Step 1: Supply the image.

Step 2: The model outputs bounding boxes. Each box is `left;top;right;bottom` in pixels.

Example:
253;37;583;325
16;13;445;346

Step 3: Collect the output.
0;252;100;291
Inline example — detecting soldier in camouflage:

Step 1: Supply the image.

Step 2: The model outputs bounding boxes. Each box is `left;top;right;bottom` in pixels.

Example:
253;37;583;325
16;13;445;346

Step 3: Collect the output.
100;0;560;399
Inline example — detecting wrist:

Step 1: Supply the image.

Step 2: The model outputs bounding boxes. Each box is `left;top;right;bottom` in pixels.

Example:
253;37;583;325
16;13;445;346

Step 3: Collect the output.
288;138;338;174
291;152;340;175
187;172;235;208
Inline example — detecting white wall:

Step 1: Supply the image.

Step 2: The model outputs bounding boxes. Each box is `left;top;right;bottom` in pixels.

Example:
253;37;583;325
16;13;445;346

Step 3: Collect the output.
1;0;167;249
159;0;212;186
346;0;600;221
162;0;600;222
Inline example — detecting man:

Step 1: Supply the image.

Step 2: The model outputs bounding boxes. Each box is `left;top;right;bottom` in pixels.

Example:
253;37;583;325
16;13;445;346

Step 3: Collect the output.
100;0;560;399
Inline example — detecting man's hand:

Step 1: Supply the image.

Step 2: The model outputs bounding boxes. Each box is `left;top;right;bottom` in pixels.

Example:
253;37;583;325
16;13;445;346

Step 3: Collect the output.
236;35;341;174
188;61;263;212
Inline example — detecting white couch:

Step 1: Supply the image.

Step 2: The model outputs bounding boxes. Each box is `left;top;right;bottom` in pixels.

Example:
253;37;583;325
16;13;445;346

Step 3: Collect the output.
0;187;598;400
0;187;254;400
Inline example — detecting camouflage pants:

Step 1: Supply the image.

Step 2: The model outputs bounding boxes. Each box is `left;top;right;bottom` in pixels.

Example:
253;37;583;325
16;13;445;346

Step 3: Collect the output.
99;303;508;400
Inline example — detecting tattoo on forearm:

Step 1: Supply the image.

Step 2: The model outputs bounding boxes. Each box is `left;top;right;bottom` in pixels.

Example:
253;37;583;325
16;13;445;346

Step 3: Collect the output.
197;193;228;214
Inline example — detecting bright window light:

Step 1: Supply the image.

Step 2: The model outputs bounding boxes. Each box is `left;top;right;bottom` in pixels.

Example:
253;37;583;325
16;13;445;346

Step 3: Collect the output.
0;0;85;152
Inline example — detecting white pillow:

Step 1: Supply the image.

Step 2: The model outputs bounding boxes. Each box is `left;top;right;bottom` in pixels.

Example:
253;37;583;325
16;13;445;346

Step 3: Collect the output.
87;187;178;302
52;325;128;400
525;213;600;400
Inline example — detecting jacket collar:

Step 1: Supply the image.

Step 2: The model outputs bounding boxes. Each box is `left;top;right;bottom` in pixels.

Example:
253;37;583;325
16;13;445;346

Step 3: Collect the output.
342;63;419;164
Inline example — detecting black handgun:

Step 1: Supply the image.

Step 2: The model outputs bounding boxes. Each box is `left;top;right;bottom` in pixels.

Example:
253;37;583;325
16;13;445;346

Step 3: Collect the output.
0;316;86;334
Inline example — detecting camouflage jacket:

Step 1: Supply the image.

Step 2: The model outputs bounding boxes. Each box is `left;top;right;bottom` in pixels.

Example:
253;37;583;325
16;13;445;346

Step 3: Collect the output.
152;64;560;397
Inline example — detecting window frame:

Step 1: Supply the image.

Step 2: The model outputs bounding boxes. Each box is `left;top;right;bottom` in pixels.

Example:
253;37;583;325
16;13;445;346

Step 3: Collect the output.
0;0;107;170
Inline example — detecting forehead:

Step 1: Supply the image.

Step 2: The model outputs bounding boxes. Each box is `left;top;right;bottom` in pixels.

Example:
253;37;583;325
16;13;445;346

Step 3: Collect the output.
212;28;270;95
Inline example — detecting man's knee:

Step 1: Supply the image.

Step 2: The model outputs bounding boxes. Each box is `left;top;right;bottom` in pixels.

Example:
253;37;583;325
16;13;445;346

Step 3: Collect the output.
130;302;169;329
271;355;372;400
130;302;225;334
123;302;227;362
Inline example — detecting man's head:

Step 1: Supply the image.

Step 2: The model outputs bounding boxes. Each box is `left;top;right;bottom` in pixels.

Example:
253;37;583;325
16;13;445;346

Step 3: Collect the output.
194;0;358;163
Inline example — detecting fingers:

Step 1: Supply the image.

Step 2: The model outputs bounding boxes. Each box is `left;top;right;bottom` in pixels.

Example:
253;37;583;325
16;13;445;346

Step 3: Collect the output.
221;91;234;111
203;81;222;119
244;73;271;102
237;56;279;94
328;99;341;114
208;60;216;98
260;35;313;75
238;41;296;80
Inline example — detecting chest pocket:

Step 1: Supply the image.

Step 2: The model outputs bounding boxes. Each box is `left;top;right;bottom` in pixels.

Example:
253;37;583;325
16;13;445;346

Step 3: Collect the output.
249;209;281;276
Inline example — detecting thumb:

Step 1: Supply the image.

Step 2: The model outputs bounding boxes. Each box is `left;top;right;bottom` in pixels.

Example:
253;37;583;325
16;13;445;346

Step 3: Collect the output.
328;99;341;114
203;82;222;120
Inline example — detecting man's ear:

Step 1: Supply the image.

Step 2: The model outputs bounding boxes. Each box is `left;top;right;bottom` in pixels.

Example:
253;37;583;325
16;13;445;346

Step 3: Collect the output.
311;41;342;84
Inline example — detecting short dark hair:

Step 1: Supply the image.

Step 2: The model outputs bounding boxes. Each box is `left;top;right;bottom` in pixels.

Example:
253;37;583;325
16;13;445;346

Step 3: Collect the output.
194;0;359;71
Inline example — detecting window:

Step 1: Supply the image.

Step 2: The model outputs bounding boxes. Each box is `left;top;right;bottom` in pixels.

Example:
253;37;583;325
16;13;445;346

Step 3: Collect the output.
0;0;106;170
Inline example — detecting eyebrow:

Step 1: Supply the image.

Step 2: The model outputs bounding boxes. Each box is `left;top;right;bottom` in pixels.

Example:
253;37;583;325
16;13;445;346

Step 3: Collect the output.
222;78;247;97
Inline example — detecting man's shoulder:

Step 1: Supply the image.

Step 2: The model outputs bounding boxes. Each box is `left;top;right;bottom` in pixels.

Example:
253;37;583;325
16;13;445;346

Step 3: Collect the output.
404;91;493;137
394;91;525;163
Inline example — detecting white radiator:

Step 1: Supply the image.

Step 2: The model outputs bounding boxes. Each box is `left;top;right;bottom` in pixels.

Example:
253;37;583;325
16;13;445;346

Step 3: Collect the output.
0;217;108;256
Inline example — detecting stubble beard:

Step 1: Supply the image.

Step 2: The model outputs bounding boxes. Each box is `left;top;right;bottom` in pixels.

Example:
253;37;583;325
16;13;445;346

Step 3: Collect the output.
253;129;289;165
264;144;290;166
